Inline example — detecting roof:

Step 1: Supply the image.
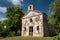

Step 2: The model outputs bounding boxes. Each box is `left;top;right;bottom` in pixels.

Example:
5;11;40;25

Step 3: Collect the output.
22;10;47;19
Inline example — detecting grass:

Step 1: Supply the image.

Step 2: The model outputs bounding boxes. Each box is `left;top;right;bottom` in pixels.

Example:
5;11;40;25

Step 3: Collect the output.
0;36;54;40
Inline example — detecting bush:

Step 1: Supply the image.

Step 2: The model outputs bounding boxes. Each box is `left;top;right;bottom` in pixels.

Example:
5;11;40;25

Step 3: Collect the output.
1;32;9;37
8;31;15;37
17;30;21;36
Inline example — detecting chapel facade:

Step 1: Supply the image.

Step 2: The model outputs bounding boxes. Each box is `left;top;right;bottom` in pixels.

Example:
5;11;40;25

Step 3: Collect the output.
21;4;53;37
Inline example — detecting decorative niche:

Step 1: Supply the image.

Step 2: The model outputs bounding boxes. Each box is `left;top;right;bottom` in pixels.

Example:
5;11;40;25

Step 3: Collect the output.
35;16;40;22
24;27;26;34
24;27;26;31
24;20;27;26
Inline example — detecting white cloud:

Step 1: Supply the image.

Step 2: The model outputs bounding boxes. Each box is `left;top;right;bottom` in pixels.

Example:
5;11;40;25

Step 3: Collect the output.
8;0;23;6
0;18;7;21
0;7;6;13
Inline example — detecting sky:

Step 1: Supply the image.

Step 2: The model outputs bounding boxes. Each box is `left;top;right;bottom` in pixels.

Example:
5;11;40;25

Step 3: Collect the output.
0;0;54;21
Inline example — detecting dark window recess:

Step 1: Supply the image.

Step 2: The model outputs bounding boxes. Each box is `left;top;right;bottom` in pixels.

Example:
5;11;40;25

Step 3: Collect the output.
24;27;26;31
37;26;39;30
30;18;33;22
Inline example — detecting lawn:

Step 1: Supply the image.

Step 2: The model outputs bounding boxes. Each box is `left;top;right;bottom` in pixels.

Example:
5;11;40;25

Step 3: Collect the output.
0;36;54;40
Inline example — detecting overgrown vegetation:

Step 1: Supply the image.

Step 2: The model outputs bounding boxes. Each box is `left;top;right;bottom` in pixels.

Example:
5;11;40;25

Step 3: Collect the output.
0;35;60;40
48;0;60;34
0;34;60;40
0;6;24;37
0;0;60;40
0;36;54;40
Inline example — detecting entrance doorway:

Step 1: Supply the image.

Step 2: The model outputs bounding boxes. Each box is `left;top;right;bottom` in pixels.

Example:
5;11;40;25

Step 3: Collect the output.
29;26;33;36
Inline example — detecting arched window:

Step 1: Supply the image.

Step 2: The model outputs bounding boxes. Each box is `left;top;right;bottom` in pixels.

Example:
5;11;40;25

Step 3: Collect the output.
37;26;40;34
37;26;39;30
24;27;26;31
30;18;33;22
30;6;31;9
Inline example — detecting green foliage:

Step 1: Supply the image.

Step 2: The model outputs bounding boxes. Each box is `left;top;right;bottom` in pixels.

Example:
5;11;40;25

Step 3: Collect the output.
0;22;3;32
0;21;10;37
48;0;60;34
6;6;24;36
0;6;24;37
8;31;15;37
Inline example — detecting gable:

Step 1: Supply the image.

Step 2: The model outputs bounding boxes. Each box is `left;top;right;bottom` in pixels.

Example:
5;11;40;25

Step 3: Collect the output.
22;10;42;19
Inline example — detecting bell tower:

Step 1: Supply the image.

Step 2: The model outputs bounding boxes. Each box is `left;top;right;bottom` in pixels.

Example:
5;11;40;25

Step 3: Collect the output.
28;4;34;11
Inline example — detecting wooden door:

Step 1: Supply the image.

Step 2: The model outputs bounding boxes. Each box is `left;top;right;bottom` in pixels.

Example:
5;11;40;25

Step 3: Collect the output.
29;26;33;36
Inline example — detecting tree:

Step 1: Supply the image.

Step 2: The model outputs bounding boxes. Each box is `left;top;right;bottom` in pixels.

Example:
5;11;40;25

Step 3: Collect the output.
48;0;60;34
6;6;24;36
0;21;2;37
0;21;2;32
0;21;9;37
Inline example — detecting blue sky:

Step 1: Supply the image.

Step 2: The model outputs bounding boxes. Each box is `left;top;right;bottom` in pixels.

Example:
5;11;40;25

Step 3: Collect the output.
0;0;54;20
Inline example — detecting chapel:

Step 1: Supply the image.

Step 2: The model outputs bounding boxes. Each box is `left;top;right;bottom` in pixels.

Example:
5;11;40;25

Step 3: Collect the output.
22;4;54;37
